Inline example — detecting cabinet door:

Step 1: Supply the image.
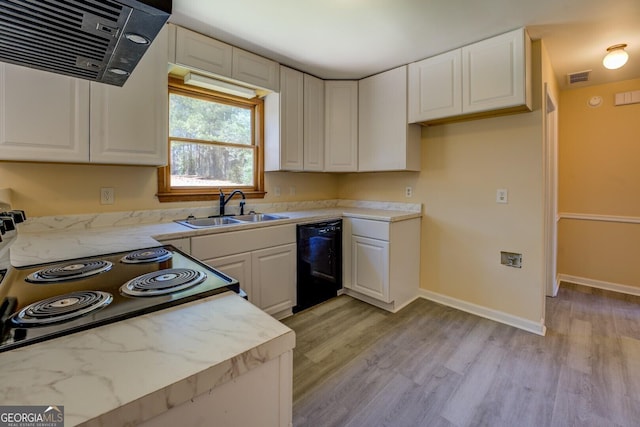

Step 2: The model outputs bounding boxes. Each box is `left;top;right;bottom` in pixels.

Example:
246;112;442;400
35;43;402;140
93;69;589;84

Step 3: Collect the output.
174;26;232;77
351;236;390;302
324;81;358;172
462;28;526;113
359;66;420;171
280;66;304;170
0;63;90;162
408;50;462;123
252;243;296;318
90;25;168;165
303;74;324;171
232;47;280;92
158;238;191;255
205;253;254;304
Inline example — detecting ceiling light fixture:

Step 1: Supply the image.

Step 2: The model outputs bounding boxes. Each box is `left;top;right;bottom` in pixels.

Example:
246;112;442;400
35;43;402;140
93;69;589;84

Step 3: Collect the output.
183;73;257;99
603;44;629;70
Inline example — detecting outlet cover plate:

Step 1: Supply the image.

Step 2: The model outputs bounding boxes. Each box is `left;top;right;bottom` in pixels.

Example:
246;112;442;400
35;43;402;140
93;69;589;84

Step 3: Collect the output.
100;187;114;205
496;189;508;204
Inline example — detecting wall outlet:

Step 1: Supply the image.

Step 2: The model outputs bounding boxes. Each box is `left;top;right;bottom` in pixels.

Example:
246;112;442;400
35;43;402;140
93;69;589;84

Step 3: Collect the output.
100;187;114;205
289;186;296;196
274;186;281;197
405;186;413;198
496;188;508;204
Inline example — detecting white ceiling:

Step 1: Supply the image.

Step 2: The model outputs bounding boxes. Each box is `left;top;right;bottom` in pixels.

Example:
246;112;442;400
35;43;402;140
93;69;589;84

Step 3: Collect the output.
169;0;640;90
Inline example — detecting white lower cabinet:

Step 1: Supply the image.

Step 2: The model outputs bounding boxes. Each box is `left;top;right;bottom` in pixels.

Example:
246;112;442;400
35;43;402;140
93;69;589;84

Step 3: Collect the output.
191;225;297;319
252;244;296;317
207;252;253;302
158;237;191;254
343;217;421;312
351;236;390;302
203;245;295;319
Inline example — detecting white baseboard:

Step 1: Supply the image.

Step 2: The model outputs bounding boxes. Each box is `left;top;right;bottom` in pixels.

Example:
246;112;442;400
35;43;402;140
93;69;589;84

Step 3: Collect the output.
557;274;640;297
418;289;546;336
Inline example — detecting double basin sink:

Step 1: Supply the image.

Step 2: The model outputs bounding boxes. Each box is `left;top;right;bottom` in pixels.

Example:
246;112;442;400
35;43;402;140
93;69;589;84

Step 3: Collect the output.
176;213;288;229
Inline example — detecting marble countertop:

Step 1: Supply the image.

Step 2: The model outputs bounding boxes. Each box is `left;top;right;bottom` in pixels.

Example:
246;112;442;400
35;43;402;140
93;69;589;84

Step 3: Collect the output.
0;292;294;426
10;205;422;268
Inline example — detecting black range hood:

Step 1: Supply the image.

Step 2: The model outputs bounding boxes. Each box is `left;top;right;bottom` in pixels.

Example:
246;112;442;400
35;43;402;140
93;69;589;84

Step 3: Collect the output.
0;0;171;86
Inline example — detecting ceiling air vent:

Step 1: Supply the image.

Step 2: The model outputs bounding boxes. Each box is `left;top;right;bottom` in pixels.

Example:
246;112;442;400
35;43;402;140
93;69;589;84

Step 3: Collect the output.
567;70;592;85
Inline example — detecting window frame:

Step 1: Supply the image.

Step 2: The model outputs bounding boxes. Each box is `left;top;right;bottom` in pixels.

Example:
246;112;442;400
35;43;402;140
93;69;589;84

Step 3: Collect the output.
157;76;265;203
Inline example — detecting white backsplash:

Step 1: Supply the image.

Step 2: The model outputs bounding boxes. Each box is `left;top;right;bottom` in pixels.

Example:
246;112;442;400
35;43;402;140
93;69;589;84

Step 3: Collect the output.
18;199;422;232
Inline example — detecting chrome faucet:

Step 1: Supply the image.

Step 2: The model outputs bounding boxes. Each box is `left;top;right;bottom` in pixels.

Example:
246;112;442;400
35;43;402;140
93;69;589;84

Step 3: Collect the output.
219;189;246;216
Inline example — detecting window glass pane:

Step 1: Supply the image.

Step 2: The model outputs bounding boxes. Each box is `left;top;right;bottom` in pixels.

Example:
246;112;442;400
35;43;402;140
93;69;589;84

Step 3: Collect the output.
169;94;252;145
170;141;254;187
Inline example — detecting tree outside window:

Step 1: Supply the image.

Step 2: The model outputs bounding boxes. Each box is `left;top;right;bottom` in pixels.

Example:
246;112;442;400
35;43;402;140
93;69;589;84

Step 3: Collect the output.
157;78;265;202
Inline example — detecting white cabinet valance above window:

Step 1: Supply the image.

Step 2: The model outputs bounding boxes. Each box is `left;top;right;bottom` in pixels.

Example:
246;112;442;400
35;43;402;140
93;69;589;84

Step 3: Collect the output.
169;24;280;93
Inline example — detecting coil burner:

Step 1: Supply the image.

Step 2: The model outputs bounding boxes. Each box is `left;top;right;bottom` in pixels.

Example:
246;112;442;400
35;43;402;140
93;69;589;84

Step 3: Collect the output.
26;260;113;283
120;247;173;264
1;244;240;352
121;268;207;297
12;291;113;326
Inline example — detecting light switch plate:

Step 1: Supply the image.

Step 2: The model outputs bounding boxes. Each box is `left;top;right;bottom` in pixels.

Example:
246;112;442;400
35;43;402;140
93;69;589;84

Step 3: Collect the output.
496;189;508;204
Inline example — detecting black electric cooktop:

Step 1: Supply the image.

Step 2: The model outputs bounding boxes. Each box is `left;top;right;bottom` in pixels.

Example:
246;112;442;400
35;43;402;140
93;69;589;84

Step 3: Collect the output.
0;245;240;352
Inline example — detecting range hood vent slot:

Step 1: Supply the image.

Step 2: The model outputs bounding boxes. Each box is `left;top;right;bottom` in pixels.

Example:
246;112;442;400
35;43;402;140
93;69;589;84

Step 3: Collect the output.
567;70;591;85
0;0;171;86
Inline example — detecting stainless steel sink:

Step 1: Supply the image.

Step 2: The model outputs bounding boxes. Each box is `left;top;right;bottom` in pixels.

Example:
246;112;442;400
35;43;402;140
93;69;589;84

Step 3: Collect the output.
175;216;242;229
233;214;288;222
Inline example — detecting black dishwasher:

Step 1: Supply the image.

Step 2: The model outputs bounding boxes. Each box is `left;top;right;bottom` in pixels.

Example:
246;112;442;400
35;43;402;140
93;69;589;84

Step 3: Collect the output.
294;220;342;313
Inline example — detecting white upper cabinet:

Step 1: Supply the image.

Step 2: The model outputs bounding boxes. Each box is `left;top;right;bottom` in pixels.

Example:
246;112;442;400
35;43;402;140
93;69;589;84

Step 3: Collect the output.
0;25;169;165
462;28;530;114
324;81;358;172
408;50;461;123
265;66;304;171
265;68;324;172
90;25;168;166
174;26;233;78
303;74;325;171
0;64;90;162
408;28;531;124
232;47;280;92
171;25;279;92
359;66;421;172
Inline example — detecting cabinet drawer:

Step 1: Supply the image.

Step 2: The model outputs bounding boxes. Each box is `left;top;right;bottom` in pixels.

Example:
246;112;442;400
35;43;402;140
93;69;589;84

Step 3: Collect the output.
191;224;296;259
349;218;389;240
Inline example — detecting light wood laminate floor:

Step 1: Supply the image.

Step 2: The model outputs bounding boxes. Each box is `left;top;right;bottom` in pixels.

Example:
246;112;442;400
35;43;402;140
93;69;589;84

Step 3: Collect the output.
282;283;640;427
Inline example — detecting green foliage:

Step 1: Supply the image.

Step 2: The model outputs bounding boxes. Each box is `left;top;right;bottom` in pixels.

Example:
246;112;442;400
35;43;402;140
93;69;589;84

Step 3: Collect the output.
169;94;254;185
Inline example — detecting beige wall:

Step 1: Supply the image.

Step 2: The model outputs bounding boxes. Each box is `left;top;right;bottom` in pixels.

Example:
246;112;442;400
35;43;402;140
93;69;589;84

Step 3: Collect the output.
0;162;339;217
557;77;640;288
339;41;549;325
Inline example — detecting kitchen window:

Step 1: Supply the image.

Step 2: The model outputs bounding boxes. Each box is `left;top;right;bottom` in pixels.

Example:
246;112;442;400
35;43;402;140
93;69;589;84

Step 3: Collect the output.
157;77;265;202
